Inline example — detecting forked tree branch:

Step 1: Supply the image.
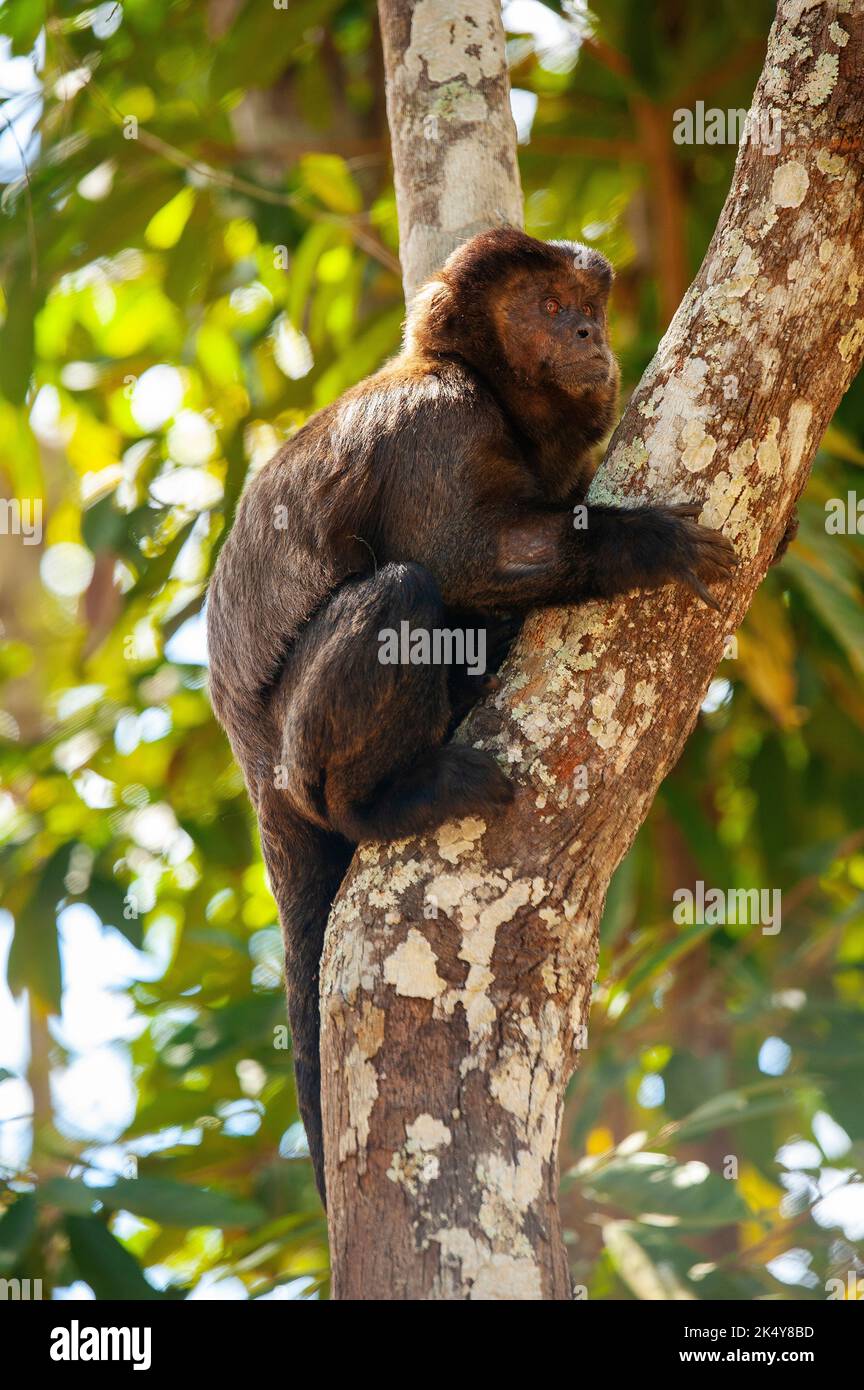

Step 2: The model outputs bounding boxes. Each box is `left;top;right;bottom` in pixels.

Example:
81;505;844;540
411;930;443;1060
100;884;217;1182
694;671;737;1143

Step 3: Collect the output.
321;0;864;1300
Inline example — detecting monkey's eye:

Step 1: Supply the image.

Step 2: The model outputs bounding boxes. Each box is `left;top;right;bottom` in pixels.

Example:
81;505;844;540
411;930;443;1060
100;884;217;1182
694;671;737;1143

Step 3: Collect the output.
582;303;594;317
544;298;562;316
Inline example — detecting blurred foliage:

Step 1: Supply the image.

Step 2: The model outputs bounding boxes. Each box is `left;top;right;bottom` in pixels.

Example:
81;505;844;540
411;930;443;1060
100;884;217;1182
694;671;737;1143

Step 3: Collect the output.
0;0;861;1301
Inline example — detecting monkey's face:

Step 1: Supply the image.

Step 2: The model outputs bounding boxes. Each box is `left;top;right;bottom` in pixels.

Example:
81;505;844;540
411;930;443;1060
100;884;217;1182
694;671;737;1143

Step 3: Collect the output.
492;259;616;397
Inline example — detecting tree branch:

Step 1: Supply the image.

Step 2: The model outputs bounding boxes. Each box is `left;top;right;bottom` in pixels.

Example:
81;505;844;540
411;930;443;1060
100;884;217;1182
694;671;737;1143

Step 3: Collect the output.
321;0;864;1300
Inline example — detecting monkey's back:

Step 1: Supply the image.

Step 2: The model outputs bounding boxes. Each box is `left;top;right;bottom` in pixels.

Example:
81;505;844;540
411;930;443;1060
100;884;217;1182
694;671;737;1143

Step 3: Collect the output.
206;353;513;785
207;408;344;779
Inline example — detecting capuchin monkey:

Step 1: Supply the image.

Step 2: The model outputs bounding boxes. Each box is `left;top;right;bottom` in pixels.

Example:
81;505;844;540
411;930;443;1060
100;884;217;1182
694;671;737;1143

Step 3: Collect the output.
207;228;738;1203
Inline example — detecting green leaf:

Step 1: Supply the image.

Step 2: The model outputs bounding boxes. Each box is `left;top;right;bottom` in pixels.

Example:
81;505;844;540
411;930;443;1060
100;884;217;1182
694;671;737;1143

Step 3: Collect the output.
81;494;130;554
287;223;345;329
299;155;362;215
7;844;70;1011
43;1175;264;1228
86;871;142;949
603;1221;697;1300
822;424;864;468
127;518;197;602
158;994;282;1071
92;1177;264;1229
39;1177;101;1216
600;841;641;948
620;921;715;996
786;549;864;677
210;0;343;96
0;273;37;405
577;1153;748;1229
125;1088;217;1139
664;1080;801;1142
621;0;663;95
0;1194;37;1272
313;305;403;405
65;1216;168;1300
164;193;215;308
0;0;46;55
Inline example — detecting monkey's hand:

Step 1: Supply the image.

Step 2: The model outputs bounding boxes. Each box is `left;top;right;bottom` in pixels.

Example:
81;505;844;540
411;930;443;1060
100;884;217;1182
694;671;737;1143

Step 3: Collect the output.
658;503;739;610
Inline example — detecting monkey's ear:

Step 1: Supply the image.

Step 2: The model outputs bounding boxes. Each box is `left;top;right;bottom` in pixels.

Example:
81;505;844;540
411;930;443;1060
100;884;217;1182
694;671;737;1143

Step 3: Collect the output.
550;239;614;293
588;251;614;292
403;278;454;353
577;245;614;293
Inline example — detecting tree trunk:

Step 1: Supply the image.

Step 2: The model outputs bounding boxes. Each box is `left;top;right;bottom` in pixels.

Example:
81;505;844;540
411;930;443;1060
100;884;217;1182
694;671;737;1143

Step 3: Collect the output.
377;0;524;298
321;0;864;1300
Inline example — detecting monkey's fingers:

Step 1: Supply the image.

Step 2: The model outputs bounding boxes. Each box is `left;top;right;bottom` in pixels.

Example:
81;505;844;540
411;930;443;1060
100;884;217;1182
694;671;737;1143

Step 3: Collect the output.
685;523;740;573
701;538;740;574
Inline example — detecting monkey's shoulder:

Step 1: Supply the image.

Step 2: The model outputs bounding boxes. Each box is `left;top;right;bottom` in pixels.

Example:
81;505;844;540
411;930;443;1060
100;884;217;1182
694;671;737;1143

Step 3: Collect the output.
335;353;507;443
226;354;518;545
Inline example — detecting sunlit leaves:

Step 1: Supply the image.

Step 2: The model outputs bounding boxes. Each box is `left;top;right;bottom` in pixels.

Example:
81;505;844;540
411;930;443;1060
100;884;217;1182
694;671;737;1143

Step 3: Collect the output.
0;0;862;1307
64;1215;171;1300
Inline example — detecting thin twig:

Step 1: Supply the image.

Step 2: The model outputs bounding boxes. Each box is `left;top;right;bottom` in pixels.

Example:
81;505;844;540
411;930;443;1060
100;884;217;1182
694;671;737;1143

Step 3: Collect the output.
0;98;39;286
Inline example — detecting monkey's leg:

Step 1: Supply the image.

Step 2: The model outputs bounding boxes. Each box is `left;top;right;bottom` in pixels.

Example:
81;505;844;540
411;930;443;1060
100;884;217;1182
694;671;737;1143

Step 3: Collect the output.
263;566;509;1205
279;562;513;845
445;610;522;730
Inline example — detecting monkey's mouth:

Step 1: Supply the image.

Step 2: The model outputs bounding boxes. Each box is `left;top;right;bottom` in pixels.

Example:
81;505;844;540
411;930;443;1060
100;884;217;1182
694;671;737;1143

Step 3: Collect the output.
559;353;612;378
552;354;613;397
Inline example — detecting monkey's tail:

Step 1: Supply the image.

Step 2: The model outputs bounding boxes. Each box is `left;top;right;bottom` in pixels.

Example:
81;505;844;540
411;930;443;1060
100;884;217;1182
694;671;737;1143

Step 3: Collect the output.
256;786;353;1208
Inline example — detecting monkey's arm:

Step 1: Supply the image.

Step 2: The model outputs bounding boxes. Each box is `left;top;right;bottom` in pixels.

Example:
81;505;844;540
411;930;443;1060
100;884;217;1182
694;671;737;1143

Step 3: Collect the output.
502;503;736;610
378;389;737;614
412;500;737;615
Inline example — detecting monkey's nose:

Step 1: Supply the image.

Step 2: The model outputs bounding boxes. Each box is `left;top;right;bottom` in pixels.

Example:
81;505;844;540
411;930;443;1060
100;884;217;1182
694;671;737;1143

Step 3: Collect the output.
577;327;590;339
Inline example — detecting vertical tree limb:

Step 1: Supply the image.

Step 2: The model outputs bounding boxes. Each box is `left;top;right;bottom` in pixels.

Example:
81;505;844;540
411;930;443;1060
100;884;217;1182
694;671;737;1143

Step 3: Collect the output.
377;0;523;297
322;0;864;1300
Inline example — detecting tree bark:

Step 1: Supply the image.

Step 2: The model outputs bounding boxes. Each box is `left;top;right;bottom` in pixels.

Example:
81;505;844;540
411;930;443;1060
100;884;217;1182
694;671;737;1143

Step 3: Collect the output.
377;0;524;298
321;0;864;1300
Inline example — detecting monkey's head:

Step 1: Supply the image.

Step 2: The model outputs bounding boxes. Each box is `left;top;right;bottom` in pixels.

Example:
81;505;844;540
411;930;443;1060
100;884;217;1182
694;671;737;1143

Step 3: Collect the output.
407;227;618;403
